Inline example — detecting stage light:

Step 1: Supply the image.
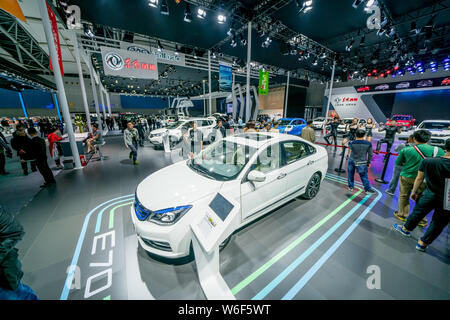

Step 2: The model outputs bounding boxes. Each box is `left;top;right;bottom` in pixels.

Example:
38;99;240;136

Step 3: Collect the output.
415;62;422;67
197;8;206;19
443;57;450;63
157;41;163;52
217;14;226;24
230;36;237;47
312;59;318;66
148;0;158;8
431;68;437;72
345;39;354;52
372;69;377;73
297;0;313;13
366;0;374;7
239;34;247;46
175;45;180;55
160;0;169;15
184;3;192;22
352;0;363;9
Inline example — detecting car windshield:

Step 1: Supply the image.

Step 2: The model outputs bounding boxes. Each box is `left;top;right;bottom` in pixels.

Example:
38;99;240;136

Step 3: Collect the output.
278;119;293;126
188;141;257;181
314;118;325;121
166;121;185;129
343;119;353;124
392;116;411;120
419;122;450;130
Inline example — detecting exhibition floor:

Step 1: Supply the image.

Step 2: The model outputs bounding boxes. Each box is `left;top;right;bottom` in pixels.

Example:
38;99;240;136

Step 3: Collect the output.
5;134;449;300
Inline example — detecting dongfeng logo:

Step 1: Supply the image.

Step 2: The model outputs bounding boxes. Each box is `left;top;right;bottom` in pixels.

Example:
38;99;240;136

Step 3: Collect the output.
127;46;150;54
105;52;124;71
334;97;342;104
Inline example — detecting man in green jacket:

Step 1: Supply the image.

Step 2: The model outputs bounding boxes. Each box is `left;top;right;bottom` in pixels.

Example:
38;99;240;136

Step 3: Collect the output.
393;130;444;226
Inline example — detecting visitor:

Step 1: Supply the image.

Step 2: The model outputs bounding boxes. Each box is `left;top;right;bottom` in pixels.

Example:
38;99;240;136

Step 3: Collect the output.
135;120;146;147
0;205;39;300
376;120;402;162
27;127;56;188
47;126;64;170
86;124;103;154
341;118;359;152
0;131;12;175
323;117;340;150
214;120;226;141
301;120;316;143
124;122;139;165
270;122;280;133
10;125;37;175
393;130;444;226
347;129;374;194
393;138;450;252
185;121;203;159
386;135;414;196
228;115;234;128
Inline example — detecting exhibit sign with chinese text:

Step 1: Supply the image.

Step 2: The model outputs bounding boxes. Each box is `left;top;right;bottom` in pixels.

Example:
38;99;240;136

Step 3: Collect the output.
101;46;158;80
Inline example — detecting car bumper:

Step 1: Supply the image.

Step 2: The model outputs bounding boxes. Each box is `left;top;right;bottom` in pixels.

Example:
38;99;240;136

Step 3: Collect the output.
130;204;191;259
149;136;163;146
429;137;448;147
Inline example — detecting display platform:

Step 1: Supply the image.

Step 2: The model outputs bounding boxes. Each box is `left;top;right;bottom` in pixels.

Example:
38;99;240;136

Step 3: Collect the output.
11;135;449;300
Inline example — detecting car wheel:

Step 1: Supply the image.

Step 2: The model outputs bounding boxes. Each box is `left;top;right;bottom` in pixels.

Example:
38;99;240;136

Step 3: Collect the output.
169;138;177;149
302;173;321;200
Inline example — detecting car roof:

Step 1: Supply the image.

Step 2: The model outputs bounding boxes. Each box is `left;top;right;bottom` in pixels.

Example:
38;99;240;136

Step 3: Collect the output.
279;118;305;121
421;119;450;123
223;132;303;149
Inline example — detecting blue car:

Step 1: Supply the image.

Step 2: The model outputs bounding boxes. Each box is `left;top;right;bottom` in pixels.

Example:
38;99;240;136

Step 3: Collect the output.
277;118;307;136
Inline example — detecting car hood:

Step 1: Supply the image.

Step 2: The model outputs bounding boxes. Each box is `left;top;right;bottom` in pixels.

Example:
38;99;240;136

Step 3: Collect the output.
136;161;223;210
150;128;168;135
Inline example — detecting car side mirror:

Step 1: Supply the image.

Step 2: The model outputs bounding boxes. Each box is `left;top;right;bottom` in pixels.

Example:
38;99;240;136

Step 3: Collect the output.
248;170;266;183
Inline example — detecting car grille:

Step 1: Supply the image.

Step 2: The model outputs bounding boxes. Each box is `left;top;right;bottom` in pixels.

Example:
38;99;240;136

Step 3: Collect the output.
141;238;172;252
135;195;152;221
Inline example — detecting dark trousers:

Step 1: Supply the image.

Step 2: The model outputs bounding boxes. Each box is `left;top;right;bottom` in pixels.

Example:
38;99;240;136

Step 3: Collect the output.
0;152;5;173
128;141;138;161
348;159;372;192
404;189;450;245
324;132;337;148
36;158;55;184
21;159;37;173
376;138;393;160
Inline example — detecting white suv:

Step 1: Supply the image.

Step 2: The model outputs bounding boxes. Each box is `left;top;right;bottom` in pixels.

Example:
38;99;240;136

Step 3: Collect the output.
149;117;217;149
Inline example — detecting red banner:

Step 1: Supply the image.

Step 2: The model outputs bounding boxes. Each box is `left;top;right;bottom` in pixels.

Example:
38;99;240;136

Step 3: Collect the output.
46;2;64;76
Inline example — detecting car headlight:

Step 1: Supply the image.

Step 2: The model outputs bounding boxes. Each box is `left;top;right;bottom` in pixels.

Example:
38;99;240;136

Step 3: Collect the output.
150;205;192;225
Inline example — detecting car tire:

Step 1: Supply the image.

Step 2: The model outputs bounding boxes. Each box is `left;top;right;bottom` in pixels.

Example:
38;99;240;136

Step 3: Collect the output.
302;172;321;200
169;137;177;149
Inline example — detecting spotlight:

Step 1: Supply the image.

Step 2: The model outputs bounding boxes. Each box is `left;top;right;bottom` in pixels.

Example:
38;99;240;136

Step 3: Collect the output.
184;4;192;22
319;50;327;59
197;8;206;19
239;34;247;46
366;0;374;7
230;36;237;47
175;45;180;55
352;0;363;9
217;14;226;24
345;39;354;52
157;41;163;52
297;0;313;14
160;0;169;15
312;59;318;66
148;0;158;8
83;24;94;38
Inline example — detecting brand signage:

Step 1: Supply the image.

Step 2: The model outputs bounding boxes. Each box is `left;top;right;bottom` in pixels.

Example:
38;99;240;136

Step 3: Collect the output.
47;2;64;76
219;62;232;92
101;46;158;80
259;69;269;95
120;42;185;67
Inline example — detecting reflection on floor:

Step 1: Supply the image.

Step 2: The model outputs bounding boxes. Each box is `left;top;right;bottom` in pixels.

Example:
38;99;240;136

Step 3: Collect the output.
2;132;448;300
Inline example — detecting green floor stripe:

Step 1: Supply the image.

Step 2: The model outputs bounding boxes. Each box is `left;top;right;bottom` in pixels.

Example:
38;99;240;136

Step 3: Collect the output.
103;295;111;300
109;202;133;229
231;176;362;296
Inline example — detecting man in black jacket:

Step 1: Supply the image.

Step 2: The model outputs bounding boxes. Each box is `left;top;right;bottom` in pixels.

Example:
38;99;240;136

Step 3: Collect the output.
0;131;11;175
0;205;38;299
10;125;37;176
27;127;55;188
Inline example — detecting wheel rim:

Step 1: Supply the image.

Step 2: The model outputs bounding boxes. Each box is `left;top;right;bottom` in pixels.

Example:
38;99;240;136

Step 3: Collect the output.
308;175;320;197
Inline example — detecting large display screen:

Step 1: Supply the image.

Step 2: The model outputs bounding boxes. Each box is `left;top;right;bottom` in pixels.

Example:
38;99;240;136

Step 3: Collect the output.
209;193;234;222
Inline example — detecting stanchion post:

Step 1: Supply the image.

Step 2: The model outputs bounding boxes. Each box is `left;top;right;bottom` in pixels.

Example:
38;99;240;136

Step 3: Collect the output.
375;152;391;184
334;146;346;173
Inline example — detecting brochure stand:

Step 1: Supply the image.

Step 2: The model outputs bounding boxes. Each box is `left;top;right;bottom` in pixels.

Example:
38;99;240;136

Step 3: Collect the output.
162;131;171;153
190;193;240;300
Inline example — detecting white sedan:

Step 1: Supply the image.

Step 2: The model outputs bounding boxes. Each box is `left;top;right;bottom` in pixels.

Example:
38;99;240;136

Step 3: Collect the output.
131;132;328;261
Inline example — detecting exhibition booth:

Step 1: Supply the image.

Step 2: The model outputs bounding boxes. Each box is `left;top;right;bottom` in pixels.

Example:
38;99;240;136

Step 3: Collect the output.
0;0;449;309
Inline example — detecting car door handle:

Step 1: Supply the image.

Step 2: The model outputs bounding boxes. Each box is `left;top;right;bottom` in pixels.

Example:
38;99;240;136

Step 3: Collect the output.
277;173;287;180
307;160;315;165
